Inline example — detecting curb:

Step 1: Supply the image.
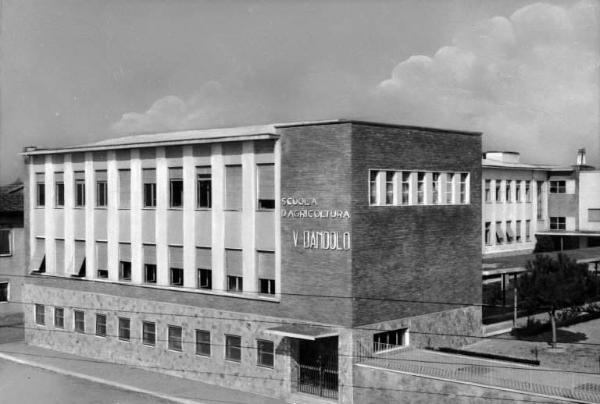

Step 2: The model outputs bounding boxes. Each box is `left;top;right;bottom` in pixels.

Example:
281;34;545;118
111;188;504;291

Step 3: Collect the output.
0;351;204;404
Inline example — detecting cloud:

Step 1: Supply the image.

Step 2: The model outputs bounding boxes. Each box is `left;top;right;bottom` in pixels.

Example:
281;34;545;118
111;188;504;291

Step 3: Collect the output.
375;0;599;164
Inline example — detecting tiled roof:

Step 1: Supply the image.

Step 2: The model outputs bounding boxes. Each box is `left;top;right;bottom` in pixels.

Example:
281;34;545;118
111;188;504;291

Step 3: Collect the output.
0;182;24;213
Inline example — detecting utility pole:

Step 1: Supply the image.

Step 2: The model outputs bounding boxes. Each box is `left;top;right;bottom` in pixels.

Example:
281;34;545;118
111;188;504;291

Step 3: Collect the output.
513;288;518;328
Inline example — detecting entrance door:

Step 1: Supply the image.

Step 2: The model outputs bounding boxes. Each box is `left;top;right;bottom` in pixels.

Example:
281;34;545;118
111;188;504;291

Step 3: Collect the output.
297;336;338;399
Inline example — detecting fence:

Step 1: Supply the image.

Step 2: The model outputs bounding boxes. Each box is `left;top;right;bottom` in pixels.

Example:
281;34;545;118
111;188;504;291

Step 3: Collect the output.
297;362;338;399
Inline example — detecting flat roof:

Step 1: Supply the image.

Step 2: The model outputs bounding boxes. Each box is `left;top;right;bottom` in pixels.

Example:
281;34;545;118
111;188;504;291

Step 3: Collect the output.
482;158;566;171
264;324;338;340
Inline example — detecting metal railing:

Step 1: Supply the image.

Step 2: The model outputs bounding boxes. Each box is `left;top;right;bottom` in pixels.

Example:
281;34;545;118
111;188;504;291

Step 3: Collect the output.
297;362;338;400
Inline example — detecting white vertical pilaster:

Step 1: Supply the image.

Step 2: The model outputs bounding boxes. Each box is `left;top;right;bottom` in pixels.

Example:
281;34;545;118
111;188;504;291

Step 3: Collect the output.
44;156;56;274
156;147;169;286
274;139;281;298
64;155;75;274
28;161;36;264
183;146;197;288
130;149;143;284
241;141;257;294
107;151;120;281
211;144;225;292
84;152;95;278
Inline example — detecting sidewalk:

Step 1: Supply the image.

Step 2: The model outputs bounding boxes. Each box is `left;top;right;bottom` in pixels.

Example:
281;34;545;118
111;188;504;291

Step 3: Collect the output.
0;341;286;404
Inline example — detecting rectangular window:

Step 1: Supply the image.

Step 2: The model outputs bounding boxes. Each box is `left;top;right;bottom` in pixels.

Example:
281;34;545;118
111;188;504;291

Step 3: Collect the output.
75;180;85;207
225;334;242;362
97;269;108;279
401;172;410;205
484;180;491;202
516;220;522;242
445;173;453;204
588;209;600;222
226;249;243;292
95;314;107;337
0;229;11;256
525;181;531;202
484;222;491;245
35;304;45;325
515;181;521;202
118;317;130;341
170;179;183;208
54;307;64;328
459;173;468;204
74;310;85;333
259;279;276;295
225;165;242;210
257;339;274;368
550;216;566;230
495;180;502;202
0;283;7;302
373;329;407;352
143;184;156;207
228;276;243;292
505;181;511;203
495;221;504;244
369;171;378;205
119;169;131;209
119;261;131;281
55;182;64;207
525;220;531;241
431;173;440;205
257;164;275;210
96;181;107;207
385;171;394;205
142;321;156;346
36;182;45;207
196;167;212;208
168;325;183;351
198;268;212;289
550;180;566;194
506;221;513;243
144;264;157;284
170;267;183;286
257;251;275;295
537;181;543;220
417;172;425;204
195;330;211;356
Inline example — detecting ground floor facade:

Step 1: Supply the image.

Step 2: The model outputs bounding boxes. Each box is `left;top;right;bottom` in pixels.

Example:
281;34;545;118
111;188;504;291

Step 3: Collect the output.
22;282;481;403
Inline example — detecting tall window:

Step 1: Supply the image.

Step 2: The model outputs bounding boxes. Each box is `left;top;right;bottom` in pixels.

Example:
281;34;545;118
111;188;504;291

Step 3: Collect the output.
196;167;212;208
143;321;156;346
35;304;45;325
225;335;242;362
0;229;11;256
385;171;394;205
118;317;130;341
369;171;378;205
445;173;453;204
225;165;242;210
96;181;107;207
495;221;503;244
515;181;521;202
54;307;64;328
144;264;157;284
525;220;531;241
143;169;156;208
226;249;243;292
505;181;512;203
168;325;183;351
506;221;513;243
401;172;410;205
459;173;468;204
525;181;531;202
119;169;131;209
55;182;64;207
257;164;275;210
516;220;522;242
484;222;491;245
74;310;85;333
536;181;544;220
198;268;212;289
484;180;491;202
257;339;274;368
495;180;502;202
550;180;566;194
36;182;45;207
96;314;107;337
431;173;440;204
258;251;275;295
75;179;85;207
550;216;566;230
119;261;131;281
196;330;211;356
0;283;6;302
170;168;183;208
417;172;425;204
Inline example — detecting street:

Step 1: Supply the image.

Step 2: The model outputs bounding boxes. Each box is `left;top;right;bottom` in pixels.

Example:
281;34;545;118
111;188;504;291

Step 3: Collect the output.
0;358;172;404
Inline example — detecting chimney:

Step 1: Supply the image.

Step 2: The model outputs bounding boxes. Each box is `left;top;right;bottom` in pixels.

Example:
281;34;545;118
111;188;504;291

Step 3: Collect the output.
576;148;586;166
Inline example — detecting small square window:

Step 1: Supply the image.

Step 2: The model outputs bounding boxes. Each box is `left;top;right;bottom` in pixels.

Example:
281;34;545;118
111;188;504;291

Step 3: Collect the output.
74;310;85;333
198;268;212;289
144;264;157;284
143;321;156;346
168;325;183;352
96;314;107;337
227;275;243;292
257;339;274;368
170;267;183;286
118;317;130;341
54;307;64;328
196;330;211;356
35;304;45;325
225;334;241;362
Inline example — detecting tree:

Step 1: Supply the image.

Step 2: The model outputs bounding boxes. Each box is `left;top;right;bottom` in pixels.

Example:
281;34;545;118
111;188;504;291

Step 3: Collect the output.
517;253;598;348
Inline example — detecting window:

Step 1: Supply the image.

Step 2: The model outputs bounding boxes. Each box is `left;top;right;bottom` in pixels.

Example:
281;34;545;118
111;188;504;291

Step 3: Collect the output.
459;173;468;204
144;264;157;284
445;173;453;204
417;172;425;204
225;335;242;362
74;310;85;333
168;325;183;351
96;314;107;337
516;181;522;202
484;222;491;245
196;330;211;356
257;251;275;295
550;217;566;230
525;181;531;202
143;183;156;208
118;317;130;341
226;249;243;292
431;173;440;204
495;180;502;202
96;181;107;207
369;171;378;205
143;321;156;346
55;182;64;207
36;182;45;206
525;220;531;241
170;267;183;286
225;165;242;210
401;172;410;205
0;229;11;256
260;279;276;295
385;171;394;205
373;329;407;352
550;180;566;194
257;164;275;210
119;169;131;209
0;283;6;302
516;220;522;242
484;180;491;202
197;167;212;208
505;181;511;203
54;307;64;328
506;221;513;243
198;268;212;289
589;209;600;222
537;181;543;220
75;179;85;207
97;269;108;279
495;221;504;244
35;304;45;325
257;339;274;368
119;261;131;281
228;276;243;292
170;179;183;208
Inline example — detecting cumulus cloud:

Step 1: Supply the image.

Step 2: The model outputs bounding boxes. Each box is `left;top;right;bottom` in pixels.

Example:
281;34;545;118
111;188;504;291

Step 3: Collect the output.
376;0;599;164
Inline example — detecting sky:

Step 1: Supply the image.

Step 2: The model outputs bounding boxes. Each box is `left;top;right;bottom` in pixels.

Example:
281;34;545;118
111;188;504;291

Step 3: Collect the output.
1;0;598;184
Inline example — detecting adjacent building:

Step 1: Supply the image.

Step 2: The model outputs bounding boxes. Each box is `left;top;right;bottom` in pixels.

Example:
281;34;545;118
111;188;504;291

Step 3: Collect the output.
22;120;482;403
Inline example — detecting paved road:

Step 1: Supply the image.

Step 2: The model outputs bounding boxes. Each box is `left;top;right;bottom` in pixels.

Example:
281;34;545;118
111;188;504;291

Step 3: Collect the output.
0;358;173;404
